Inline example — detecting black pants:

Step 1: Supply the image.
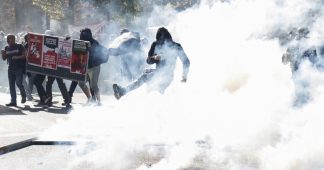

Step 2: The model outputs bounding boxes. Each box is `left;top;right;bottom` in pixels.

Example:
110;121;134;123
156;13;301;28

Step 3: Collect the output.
33;74;46;102
46;76;71;104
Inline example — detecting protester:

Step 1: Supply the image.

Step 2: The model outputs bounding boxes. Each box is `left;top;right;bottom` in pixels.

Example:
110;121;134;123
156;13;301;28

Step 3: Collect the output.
112;27;190;100
78;28;109;105
43;30;71;107
1;34;27;106
67;31;94;104
108;29;146;83
73;28;109;105
22;34;34;101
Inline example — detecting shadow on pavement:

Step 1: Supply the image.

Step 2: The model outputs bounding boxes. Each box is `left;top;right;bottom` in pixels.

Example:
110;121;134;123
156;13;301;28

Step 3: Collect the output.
16;104;72;114
0;105;26;115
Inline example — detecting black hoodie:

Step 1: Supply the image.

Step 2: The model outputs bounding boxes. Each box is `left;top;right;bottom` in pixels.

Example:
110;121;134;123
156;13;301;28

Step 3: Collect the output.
80;28;109;68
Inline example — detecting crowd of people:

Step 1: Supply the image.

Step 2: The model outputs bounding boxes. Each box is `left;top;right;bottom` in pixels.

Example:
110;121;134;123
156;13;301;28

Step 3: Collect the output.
0;27;191;110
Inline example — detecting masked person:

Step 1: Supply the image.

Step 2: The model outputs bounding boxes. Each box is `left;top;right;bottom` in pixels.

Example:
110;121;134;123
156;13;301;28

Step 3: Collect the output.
67;31;94;104
1;34;27;106
78;28;109;105
112;27;190;100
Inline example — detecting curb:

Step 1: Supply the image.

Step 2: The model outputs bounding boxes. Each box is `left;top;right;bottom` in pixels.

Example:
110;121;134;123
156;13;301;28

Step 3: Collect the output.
0;138;36;155
0;138;75;155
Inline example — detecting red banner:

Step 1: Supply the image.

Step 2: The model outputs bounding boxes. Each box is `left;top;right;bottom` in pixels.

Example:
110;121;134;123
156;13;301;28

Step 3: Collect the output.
27;34;43;66
26;33;90;82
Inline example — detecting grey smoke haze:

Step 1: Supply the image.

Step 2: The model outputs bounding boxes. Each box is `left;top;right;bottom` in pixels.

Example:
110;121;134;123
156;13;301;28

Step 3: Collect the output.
4;0;324;169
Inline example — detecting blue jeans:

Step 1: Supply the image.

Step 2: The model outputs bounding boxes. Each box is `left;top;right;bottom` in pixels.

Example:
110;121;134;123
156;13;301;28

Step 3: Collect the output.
8;68;26;103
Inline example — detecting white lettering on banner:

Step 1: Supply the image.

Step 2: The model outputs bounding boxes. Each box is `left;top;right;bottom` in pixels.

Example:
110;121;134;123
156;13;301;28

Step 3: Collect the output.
74;41;86;50
45;38;57;45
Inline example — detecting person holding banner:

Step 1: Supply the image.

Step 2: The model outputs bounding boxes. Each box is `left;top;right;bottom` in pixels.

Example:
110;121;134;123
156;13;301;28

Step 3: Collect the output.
77;28;109;105
66;32;95;104
43;30;71;107
22;34;34;101
1;34;27;106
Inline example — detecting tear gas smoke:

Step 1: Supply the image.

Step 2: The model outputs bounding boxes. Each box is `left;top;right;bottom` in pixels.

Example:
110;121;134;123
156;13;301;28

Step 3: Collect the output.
36;0;324;169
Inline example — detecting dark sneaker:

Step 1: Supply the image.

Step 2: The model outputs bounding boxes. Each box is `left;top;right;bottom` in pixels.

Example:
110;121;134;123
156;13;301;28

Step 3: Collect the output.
113;84;125;100
21;97;26;104
34;101;46;107
5;102;17;107
65;103;72;109
27;96;33;101
62;98;71;106
62;101;71;106
47;101;53;107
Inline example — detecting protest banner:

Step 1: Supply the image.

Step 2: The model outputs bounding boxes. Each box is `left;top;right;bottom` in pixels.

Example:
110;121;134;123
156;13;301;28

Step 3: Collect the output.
26;33;90;82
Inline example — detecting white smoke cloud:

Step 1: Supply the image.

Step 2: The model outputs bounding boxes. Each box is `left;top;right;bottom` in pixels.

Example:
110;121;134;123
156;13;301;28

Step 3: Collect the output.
36;0;324;169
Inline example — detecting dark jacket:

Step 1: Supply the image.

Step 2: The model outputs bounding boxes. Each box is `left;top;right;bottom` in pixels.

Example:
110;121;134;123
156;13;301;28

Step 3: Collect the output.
147;27;190;78
88;40;109;68
80;28;109;69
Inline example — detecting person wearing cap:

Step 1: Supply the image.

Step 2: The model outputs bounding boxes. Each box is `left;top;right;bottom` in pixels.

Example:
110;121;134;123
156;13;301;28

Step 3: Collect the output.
1;34;27;106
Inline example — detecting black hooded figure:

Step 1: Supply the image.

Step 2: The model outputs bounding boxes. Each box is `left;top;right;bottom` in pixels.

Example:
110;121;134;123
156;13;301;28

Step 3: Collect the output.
75;28;109;105
112;27;190;100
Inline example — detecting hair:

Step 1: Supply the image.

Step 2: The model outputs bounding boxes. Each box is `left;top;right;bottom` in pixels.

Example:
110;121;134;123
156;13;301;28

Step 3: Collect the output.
80;28;92;34
156;27;172;41
7;34;15;40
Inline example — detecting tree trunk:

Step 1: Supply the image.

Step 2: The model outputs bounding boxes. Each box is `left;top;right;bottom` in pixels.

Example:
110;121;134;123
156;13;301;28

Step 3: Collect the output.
14;0;26;32
46;12;50;30
68;0;75;25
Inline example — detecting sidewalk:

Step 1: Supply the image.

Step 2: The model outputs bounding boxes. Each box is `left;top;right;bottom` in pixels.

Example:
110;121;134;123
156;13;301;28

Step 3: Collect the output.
0;92;72;149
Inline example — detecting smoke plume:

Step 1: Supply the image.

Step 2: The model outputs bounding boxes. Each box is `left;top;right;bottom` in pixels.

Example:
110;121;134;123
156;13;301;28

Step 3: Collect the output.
36;0;324;169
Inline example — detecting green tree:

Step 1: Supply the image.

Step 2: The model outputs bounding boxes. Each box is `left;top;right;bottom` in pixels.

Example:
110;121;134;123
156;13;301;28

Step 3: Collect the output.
32;0;68;29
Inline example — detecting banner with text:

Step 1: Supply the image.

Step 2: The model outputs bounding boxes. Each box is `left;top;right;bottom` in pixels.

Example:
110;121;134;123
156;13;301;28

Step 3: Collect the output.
26;32;90;82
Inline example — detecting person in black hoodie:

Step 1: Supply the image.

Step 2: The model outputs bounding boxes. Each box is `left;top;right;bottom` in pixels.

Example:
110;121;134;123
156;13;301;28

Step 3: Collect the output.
112;27;190;100
78;28;109;105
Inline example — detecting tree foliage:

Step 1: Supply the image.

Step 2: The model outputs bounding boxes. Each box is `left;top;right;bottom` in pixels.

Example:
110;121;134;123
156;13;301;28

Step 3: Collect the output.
32;0;68;20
